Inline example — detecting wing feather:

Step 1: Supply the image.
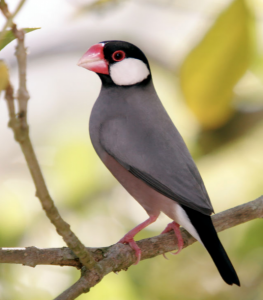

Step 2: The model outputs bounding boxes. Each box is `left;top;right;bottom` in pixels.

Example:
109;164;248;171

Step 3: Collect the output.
100;114;213;215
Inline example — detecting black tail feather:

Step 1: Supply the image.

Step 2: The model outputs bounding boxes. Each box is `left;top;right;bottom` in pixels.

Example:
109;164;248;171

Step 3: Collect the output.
182;205;240;286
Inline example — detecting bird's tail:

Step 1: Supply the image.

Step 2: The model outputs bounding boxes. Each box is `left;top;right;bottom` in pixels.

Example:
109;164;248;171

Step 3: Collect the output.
182;205;240;286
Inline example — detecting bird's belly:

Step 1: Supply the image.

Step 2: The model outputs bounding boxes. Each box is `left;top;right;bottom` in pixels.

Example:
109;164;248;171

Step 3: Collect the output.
102;152;202;243
103;153;179;217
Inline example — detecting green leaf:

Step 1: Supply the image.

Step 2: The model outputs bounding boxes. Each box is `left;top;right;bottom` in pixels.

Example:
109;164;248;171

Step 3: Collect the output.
0;27;40;51
180;0;252;130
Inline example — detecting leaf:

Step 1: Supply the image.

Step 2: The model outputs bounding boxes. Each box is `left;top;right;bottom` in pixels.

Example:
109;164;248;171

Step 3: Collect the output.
0;60;9;93
180;0;252;130
0;27;40;51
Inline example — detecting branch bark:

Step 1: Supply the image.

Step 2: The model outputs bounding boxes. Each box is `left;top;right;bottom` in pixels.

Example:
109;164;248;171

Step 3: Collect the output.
0;196;262;269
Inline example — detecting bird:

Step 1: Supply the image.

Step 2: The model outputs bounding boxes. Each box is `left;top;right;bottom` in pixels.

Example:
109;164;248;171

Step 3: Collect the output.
77;40;240;286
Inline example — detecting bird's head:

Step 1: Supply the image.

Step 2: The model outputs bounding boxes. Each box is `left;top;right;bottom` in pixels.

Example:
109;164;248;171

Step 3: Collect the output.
77;41;151;86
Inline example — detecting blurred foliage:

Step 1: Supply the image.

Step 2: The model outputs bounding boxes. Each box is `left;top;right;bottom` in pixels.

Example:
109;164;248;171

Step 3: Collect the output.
196;108;263;155
50;138;116;209
0;60;9;93
0;187;26;246
180;0;252;130
0;28;40;51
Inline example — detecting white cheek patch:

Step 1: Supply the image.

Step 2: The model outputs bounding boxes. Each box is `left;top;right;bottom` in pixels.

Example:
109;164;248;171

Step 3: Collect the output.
110;58;150;86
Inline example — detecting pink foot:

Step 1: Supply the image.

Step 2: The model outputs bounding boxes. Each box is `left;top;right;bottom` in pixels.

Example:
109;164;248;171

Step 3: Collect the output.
118;235;142;265
161;221;184;258
118;215;158;265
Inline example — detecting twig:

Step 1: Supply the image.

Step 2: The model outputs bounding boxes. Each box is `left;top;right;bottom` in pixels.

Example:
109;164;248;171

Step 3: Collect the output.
0;0;26;47
1;0;30;127
5;83;15;119
13;23;29;128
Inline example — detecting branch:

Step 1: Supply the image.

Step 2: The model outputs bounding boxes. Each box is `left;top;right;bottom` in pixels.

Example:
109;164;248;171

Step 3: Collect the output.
2;1;105;298
0;196;262;269
51;195;263;298
1;0;102;276
1;196;261;299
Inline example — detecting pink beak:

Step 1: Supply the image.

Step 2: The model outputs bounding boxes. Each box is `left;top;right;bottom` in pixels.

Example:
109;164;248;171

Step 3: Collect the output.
77;43;109;75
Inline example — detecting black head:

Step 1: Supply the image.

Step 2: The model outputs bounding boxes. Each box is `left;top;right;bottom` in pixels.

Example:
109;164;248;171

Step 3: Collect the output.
78;40;152;87
102;40;150;69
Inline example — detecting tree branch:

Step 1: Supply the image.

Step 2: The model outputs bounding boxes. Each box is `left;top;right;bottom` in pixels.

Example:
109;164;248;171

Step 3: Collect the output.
55;195;263;298
1;196;261;299
1;0;102;276
0;196;262;270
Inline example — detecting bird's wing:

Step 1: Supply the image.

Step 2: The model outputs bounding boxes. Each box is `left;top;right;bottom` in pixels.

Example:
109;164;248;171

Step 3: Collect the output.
100;116;213;215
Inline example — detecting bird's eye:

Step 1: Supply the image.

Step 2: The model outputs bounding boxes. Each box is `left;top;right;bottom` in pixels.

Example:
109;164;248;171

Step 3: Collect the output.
112;50;126;62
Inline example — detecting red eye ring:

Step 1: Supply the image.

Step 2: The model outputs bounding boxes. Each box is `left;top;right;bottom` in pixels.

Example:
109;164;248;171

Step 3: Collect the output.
112;50;126;62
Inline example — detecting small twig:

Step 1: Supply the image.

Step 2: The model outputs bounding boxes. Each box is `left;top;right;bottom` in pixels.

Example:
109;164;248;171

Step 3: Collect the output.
0;0;26;47
4;83;15;119
1;0;29;127
13;24;29;128
2;5;29;127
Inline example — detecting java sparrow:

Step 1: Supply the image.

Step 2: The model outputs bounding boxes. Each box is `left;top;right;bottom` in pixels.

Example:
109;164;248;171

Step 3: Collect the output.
78;40;240;286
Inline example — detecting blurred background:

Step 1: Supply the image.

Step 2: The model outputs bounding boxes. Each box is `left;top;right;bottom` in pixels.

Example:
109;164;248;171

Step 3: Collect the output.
1;0;263;299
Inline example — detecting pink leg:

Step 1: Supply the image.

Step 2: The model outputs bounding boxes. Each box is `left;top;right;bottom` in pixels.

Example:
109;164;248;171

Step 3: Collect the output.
118;215;158;265
161;221;184;259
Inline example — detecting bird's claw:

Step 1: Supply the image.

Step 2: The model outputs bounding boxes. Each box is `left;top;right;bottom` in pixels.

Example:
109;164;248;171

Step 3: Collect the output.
161;221;184;259
118;236;141;265
163;253;169;260
162;247;181;260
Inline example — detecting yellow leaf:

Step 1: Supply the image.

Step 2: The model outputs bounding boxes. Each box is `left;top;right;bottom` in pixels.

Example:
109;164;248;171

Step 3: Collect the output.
0;60;9;93
180;0;251;130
